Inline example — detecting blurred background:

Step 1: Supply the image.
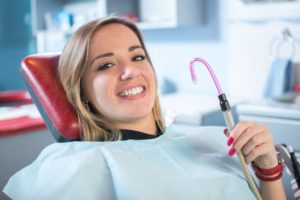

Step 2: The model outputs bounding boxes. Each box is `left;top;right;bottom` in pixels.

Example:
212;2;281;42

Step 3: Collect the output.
1;0;300;198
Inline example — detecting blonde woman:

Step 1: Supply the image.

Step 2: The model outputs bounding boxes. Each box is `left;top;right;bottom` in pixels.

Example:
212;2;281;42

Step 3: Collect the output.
4;17;286;200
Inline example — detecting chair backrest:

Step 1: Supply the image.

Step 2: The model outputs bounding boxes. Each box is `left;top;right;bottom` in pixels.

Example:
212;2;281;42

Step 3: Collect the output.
21;53;80;142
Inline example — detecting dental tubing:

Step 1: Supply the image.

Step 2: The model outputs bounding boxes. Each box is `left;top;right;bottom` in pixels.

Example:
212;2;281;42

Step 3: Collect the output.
189;58;262;200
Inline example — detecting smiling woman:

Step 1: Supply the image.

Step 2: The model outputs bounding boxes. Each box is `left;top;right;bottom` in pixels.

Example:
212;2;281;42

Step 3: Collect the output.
58;19;286;199
58;17;165;141
3;17;287;200
82;23;157;136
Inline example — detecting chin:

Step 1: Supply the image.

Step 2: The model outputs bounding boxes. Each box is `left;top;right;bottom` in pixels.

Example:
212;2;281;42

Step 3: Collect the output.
119;110;152;120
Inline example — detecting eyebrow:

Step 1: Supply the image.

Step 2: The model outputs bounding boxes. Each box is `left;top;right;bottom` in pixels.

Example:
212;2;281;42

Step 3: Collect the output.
128;45;143;51
90;52;114;65
90;45;144;65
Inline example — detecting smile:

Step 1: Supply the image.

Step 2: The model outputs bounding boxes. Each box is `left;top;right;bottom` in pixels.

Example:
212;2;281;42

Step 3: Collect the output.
119;86;144;97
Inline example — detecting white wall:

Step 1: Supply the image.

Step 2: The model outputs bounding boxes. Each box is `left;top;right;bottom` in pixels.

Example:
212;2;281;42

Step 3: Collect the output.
144;0;300;104
228;20;300;102
142;0;229;96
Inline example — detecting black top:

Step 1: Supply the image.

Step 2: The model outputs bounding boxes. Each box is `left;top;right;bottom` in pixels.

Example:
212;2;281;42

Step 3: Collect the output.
121;129;162;140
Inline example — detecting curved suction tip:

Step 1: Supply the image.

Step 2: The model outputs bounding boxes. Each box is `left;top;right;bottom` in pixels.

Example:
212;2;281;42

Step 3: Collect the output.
189;58;223;95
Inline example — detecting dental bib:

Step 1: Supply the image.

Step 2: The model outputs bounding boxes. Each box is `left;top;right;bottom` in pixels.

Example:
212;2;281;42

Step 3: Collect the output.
4;124;256;200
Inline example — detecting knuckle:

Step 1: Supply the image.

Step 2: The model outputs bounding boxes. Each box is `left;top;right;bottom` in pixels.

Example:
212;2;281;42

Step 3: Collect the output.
267;132;273;141
245;126;255;135
267;143;276;152
250;148;258;159
240;121;252;126
268;135;273;142
259;124;268;131
241;146;248;156
245;154;253;164
247;121;256;126
239;121;247;126
250;135;260;145
261;124;267;129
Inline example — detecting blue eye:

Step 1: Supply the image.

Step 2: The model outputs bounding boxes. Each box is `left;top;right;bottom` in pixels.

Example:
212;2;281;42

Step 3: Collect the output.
97;63;114;71
132;55;145;61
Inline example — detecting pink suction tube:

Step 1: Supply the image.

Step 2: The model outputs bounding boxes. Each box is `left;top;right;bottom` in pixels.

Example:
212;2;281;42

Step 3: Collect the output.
189;57;262;200
189;58;223;95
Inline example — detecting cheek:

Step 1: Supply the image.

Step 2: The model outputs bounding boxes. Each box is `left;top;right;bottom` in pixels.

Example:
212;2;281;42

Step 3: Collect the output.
87;76;112;108
92;76;110;97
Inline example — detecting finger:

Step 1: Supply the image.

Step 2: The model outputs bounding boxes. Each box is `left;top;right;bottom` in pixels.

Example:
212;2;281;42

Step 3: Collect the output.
228;121;256;146
223;128;229;137
234;124;269;153
244;142;274;164
241;128;272;156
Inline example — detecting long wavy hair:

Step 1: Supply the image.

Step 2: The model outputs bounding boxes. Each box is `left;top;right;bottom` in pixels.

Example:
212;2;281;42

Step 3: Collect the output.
58;17;165;141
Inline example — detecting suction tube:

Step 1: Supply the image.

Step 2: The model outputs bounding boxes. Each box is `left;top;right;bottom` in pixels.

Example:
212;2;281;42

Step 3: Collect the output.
189;58;262;200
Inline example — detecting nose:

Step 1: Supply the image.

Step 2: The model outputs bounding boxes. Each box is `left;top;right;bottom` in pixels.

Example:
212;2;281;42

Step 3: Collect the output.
120;64;139;81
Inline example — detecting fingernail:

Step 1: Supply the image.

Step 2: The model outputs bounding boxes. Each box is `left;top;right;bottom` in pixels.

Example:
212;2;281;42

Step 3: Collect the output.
228;147;236;156
227;136;234;146
223;129;229;137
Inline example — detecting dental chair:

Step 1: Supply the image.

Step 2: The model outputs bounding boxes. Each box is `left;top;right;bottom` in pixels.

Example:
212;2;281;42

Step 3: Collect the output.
20;53;300;199
20;53;80;142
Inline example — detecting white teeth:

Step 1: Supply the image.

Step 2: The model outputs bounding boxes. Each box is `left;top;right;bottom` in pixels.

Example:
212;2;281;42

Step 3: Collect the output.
120;87;144;97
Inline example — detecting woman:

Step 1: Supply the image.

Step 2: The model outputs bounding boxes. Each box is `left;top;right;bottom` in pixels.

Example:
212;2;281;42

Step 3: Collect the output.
58;17;286;199
4;17;286;199
58;17;164;142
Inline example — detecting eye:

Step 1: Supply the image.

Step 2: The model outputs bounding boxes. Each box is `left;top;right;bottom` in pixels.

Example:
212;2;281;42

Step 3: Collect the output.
132;55;145;62
97;62;114;71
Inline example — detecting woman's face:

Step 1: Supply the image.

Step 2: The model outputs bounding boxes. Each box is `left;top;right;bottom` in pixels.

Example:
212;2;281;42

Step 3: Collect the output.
83;23;156;129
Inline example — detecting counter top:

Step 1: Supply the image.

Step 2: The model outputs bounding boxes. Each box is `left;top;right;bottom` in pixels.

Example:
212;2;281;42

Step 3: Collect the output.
237;99;300;120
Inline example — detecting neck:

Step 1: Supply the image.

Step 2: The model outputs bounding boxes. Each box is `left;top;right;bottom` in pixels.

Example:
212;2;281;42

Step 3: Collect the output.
114;114;157;136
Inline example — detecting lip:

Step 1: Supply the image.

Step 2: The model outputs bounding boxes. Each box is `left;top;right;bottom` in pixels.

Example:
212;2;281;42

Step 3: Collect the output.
117;84;147;99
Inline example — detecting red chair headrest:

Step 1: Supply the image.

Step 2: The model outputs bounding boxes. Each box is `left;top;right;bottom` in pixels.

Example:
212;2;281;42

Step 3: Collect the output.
21;53;80;142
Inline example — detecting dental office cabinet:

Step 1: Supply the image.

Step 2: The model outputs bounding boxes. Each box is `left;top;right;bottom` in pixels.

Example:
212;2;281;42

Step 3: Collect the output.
228;0;300;150
237;101;300;151
31;0;205;53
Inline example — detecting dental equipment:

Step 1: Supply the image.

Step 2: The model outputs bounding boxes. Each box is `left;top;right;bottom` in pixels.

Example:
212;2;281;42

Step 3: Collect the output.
189;58;262;200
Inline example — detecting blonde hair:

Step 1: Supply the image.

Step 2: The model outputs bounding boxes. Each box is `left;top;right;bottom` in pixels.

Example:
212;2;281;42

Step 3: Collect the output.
58;17;165;141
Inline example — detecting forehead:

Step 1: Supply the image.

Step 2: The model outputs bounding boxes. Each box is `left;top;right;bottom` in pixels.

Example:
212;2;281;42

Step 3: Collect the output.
90;23;141;53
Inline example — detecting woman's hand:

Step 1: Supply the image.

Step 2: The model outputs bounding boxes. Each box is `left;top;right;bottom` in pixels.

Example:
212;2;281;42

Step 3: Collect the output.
226;121;278;169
